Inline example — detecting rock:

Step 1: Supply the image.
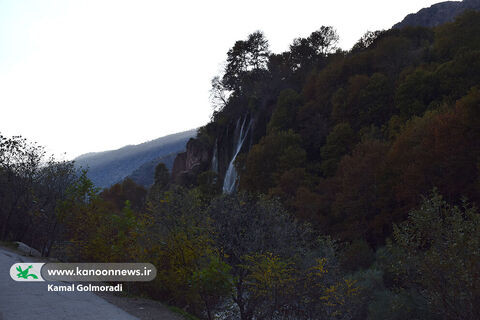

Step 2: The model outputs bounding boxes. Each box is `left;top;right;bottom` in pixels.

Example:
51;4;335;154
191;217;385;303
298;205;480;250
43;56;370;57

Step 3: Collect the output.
171;138;210;185
14;242;41;257
393;0;480;29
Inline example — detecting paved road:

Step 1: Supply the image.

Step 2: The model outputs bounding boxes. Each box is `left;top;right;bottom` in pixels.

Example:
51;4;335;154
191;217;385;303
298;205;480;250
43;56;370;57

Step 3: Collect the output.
0;247;138;320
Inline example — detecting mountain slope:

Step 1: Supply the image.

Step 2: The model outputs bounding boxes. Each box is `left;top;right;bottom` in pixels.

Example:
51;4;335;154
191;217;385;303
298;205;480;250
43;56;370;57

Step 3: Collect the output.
171;9;480;246
127;152;178;187
75;129;197;188
393;0;480;29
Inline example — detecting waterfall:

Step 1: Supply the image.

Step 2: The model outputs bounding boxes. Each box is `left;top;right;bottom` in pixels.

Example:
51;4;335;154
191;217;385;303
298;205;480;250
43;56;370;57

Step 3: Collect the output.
211;139;218;173
223;116;251;193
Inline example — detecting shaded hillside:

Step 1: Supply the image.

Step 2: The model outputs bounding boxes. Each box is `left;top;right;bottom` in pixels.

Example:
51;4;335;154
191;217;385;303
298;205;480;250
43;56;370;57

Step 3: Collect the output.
127;152;178;187
173;11;480;246
75;129;196;188
393;0;480;29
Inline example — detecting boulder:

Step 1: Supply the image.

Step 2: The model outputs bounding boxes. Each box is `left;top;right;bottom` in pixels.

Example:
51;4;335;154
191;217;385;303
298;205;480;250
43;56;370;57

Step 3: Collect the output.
14;242;41;257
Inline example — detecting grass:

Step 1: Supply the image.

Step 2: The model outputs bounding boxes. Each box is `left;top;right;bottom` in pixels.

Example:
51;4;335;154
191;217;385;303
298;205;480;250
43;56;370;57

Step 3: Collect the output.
0;241;18;250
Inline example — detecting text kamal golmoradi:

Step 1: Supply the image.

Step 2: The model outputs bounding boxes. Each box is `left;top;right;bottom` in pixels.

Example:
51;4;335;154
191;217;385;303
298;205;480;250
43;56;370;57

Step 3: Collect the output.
47;283;123;292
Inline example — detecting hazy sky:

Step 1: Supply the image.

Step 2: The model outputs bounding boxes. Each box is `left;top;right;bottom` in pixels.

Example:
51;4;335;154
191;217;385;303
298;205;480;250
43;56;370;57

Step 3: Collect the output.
0;0;450;159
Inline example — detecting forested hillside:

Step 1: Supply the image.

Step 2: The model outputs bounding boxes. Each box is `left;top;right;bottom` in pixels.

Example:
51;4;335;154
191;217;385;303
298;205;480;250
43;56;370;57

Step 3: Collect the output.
127;152;178;187
74;129;196;188
185;10;480;247
2;5;480;320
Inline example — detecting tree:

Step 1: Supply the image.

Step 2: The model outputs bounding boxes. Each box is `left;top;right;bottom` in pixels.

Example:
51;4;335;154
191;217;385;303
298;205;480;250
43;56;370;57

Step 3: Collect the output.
330;139;390;243
240;130;306;193
391;191;480;319
144;187;231;317
191;255;232;320
101;178;147;212
0;134;45;241
387;101;480;214
395;68;438;118
56;170;109;261
32;158;76;256
289;26;339;72
351;30;383;53
320;122;355;177
246;31;270;70
267;89;302;134
210;75;230;112
434;10;480;61
309;26;339;56
207;193;360;320
153;162;170;191
207;193;306;320
223;31;270;92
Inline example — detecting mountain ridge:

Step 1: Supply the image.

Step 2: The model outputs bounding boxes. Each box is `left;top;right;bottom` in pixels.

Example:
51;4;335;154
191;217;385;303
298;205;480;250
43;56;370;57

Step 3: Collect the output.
75;129;197;188
393;0;480;29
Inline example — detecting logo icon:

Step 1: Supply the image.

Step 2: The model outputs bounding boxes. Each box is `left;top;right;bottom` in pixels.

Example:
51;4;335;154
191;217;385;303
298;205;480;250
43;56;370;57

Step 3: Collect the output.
10;263;45;281
16;265;38;279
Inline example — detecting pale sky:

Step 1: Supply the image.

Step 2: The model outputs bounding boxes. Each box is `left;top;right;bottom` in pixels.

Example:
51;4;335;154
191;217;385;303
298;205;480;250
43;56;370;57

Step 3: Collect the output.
0;0;450;159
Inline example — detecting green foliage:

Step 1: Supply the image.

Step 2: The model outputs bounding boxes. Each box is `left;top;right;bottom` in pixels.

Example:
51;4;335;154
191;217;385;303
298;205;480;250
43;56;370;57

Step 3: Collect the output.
57;172;146;262
395;67;437;118
101;178;147;212
332;75;370;123
142;188;233;317
289;26;339;73
240;130;306;193
435;49;480;102
56;170;104;261
206;193;361;319
191;255;233;320
154;163;170;190
148;162;170;198
434;10;480;60
320;122;355;176
106;200;142;261
267;89;302;133
223;31;270;92
358;73;393;126
195;171;221;202
391;191;480;319
332;72;393;128
241;252;296;300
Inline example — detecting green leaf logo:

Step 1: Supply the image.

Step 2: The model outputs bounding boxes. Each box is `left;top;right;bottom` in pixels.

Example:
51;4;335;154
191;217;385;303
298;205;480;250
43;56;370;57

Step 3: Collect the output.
16;265;39;279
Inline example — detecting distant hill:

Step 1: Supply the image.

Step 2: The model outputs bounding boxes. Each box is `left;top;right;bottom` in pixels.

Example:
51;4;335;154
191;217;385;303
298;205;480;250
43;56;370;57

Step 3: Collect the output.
75;129;197;188
127;152;178;187
393;0;480;29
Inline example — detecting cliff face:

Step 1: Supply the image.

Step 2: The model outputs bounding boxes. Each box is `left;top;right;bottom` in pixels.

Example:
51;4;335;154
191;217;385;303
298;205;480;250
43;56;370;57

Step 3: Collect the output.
171;113;257;190
171;138;210;185
393;0;480;29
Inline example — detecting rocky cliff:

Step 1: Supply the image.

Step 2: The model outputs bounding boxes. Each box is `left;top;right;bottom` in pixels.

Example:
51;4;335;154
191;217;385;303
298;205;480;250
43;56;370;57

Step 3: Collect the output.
393;0;480;29
171;138;211;185
171;113;258;191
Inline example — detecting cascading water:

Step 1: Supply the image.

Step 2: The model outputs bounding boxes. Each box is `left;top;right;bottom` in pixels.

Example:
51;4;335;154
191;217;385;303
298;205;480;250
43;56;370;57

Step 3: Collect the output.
211;139;218;173
222;116;251;193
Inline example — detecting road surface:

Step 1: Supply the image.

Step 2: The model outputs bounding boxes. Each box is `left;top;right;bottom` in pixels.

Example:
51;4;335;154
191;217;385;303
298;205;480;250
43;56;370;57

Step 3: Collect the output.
0;247;139;320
